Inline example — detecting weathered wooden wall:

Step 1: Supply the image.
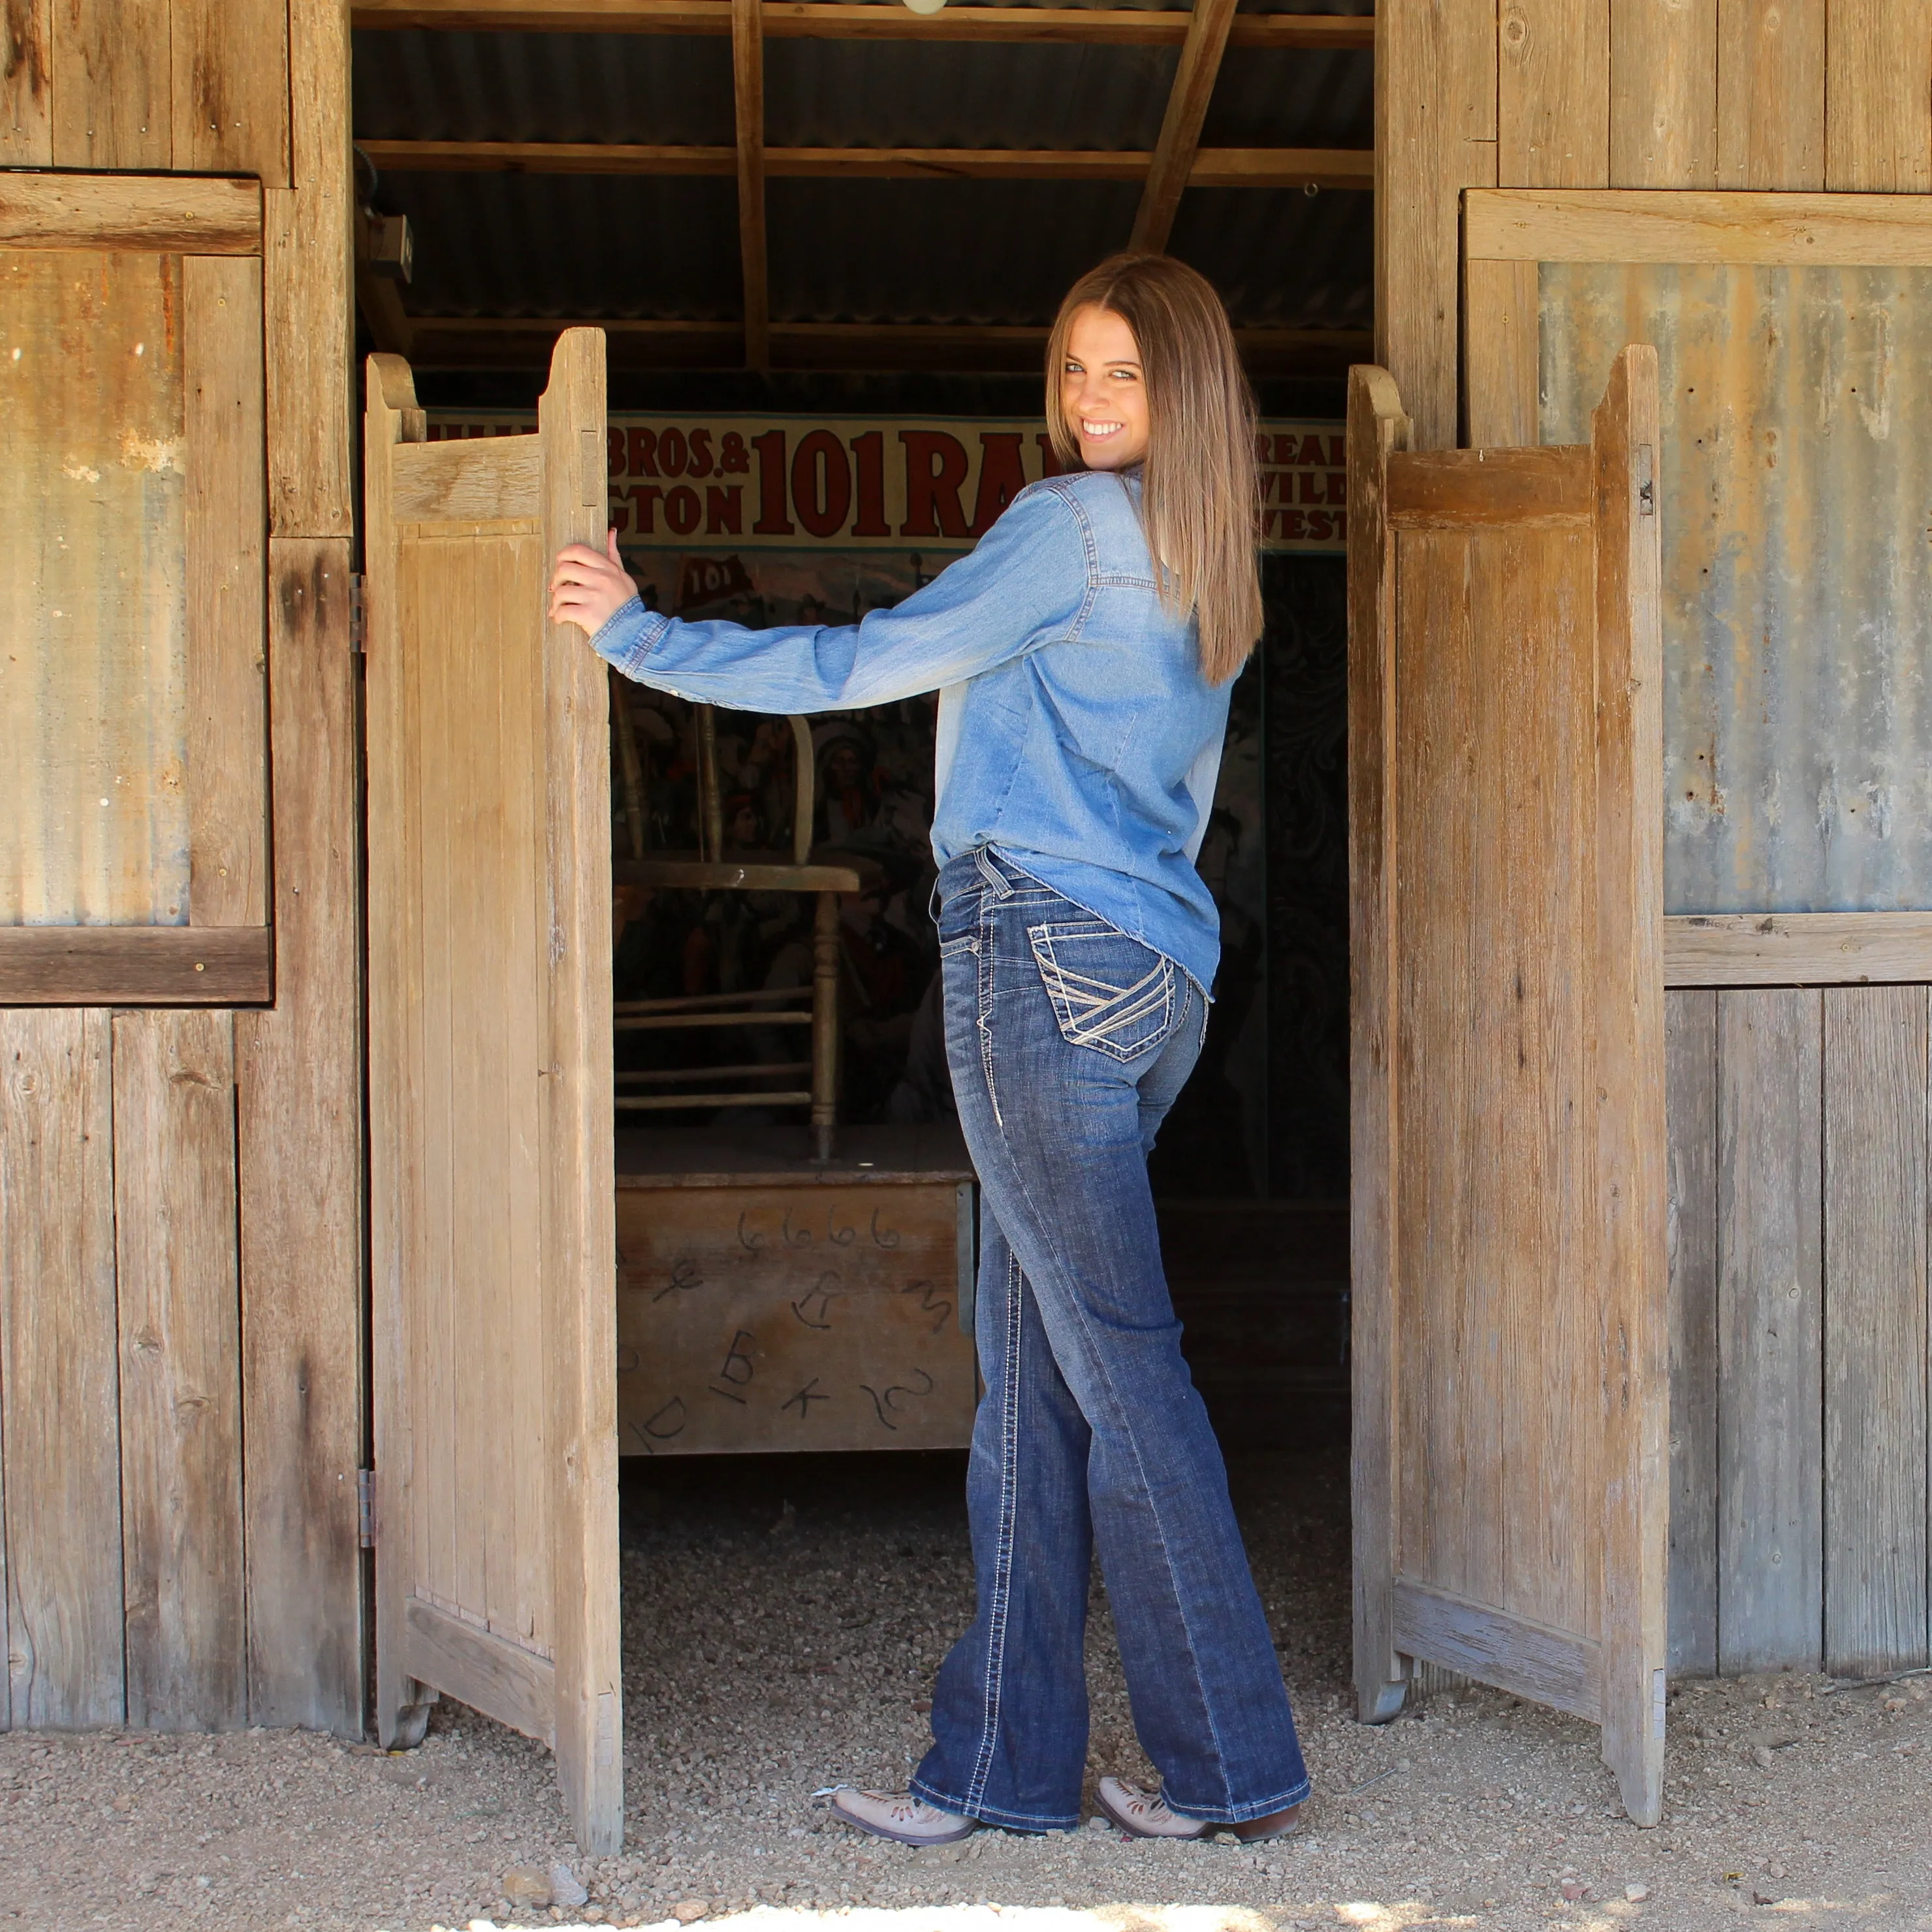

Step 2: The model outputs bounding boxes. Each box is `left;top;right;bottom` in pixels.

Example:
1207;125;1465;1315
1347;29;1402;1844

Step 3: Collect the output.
0;0;364;1734
1380;0;1932;1679
1378;0;1932;448
1667;985;1931;1679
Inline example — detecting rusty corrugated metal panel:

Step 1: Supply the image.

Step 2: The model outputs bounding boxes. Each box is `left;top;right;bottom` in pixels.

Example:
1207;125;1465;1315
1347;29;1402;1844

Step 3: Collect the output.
0;252;190;926
1542;262;1932;915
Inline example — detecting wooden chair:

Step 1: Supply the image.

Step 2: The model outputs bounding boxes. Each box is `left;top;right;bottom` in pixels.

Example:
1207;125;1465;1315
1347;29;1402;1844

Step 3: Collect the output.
609;678;859;1160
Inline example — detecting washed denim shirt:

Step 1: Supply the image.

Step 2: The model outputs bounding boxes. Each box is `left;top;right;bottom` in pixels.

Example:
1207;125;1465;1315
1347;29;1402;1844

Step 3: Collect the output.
588;468;1231;993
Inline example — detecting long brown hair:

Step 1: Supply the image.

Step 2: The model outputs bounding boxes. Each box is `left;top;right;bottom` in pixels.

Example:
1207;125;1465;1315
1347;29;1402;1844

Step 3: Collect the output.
1045;253;1261;684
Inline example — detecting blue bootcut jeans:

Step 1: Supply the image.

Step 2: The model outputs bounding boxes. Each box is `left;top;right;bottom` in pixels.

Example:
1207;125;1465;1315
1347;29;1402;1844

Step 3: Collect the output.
909;846;1310;1832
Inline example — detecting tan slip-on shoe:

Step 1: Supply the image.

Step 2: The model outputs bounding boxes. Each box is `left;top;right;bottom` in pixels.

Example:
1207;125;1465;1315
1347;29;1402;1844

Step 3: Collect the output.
826;1786;979;1846
1096;1777;1305;1845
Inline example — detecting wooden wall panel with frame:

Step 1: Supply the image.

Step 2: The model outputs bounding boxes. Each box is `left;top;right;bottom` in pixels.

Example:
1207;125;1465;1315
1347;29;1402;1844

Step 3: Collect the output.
1460;183;1932;1678
1;0;366;1742
1;174;271;1005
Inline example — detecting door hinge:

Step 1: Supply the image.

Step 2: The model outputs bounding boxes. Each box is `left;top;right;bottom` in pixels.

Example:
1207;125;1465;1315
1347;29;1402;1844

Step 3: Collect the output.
357;1467;377;1548
349;573;368;654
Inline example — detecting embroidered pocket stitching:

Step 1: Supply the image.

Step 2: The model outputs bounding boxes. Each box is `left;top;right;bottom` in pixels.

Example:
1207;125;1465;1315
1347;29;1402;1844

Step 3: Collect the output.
1028;926;1174;1060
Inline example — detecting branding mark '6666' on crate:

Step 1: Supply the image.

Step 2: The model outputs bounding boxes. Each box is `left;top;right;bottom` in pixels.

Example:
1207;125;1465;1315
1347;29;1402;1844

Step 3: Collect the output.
425;413;1346;553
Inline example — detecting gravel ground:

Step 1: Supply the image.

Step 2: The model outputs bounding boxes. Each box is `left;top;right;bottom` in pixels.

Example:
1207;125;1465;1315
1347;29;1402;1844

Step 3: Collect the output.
3;1446;1930;1932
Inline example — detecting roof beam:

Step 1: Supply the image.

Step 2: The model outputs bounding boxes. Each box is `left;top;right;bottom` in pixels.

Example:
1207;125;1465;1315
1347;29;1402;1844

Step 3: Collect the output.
356;139;1375;189
731;0;768;371
349;0;1374;48
1132;0;1239;252
393;315;1372;376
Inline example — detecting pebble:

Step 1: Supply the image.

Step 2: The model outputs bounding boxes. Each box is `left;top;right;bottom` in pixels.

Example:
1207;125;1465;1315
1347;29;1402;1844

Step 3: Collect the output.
673;1900;710;1922
1625;1882;1651;1901
502;1865;553;1908
548;1861;590;1908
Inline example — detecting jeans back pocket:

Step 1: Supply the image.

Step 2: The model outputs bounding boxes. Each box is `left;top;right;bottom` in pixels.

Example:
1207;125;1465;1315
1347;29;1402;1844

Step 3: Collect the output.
1027;920;1176;1062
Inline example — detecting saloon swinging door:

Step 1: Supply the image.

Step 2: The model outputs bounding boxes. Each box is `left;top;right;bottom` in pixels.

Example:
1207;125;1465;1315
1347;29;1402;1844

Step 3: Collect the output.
364;329;624;1855
1347;346;1671;1824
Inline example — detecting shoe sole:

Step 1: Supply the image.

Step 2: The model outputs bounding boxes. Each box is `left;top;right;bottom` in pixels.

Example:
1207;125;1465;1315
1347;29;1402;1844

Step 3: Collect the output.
829;1794;977;1848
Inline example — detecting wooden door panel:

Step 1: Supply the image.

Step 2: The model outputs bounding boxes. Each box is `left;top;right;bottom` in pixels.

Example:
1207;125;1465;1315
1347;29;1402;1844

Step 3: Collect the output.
366;331;621;1856
1350;348;1668;1824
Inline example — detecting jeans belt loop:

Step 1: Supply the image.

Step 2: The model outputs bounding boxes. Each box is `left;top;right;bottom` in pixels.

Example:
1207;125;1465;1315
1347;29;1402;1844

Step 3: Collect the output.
974;843;1013;899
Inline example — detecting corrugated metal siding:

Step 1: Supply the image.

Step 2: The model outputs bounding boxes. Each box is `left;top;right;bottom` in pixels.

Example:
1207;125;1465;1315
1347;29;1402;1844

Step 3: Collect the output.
354;22;1372;331
1542;262;1932;915
0;251;191;926
353;33;735;145
765;40;1177;147
352;28;1370;150
1201;48;1371;148
1173;185;1370;326
768;178;1141;321
381;173;746;318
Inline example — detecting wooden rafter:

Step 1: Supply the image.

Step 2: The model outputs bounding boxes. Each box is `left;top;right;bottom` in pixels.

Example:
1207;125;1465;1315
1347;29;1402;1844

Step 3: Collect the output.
1131;0;1239;253
353;206;416;355
356;139;1375;189
392;315;1372;376
349;0;1373;47
731;0;768;372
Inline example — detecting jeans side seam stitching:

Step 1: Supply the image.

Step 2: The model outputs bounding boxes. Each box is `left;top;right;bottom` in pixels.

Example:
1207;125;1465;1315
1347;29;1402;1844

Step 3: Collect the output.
963;1241;1024;1814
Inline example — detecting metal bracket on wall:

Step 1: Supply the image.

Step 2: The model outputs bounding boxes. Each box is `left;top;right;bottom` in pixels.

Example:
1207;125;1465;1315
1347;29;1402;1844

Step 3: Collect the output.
358;1468;377;1548
349;573;368;653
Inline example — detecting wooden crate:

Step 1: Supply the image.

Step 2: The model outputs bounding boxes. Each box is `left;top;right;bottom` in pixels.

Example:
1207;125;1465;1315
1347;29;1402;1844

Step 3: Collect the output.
617;1172;977;1455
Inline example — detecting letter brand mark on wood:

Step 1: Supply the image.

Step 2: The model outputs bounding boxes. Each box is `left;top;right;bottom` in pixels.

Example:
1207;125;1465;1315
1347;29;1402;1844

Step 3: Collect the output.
423;411;1347;554
616;1179;977;1454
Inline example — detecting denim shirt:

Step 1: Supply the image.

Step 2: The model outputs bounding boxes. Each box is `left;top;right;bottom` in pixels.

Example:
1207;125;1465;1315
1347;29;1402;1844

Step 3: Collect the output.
588;468;1231;993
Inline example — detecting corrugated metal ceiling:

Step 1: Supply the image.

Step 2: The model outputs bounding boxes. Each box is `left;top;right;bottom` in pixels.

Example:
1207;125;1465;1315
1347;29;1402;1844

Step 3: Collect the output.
352;11;1372;339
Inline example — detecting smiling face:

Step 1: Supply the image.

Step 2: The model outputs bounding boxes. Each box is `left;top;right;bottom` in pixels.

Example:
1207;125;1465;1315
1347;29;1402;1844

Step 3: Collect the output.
1059;304;1150;471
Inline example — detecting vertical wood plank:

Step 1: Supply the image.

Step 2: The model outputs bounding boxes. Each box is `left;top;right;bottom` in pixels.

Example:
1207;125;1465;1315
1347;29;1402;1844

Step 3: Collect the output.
170;0;290;185
364;353;437;1752
0;1009;123;1728
234;541;364;1735
1348;365;1411;1724
538;329;622;1854
1;0;52;165
1718;988;1824;1673
1665;989;1719;1678
1716;0;1826;187
1498;0;1610;185
267;0;353;539
1463;257;1539;447
1826;0;1932;189
115;1008;248;1731
1611;0;1718;185
730;0;768;372
50;0;171;168
184;253;268;930
1593;344;1667;1826
1822;985;1929;1678
1377;0;1498;450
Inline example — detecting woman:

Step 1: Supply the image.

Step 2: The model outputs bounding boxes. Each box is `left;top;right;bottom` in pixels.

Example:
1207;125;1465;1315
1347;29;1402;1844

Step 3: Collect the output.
550;252;1309;1849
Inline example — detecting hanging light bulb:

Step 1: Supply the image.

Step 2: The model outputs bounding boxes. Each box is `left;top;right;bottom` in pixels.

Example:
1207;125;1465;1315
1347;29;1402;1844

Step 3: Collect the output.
902;0;947;14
